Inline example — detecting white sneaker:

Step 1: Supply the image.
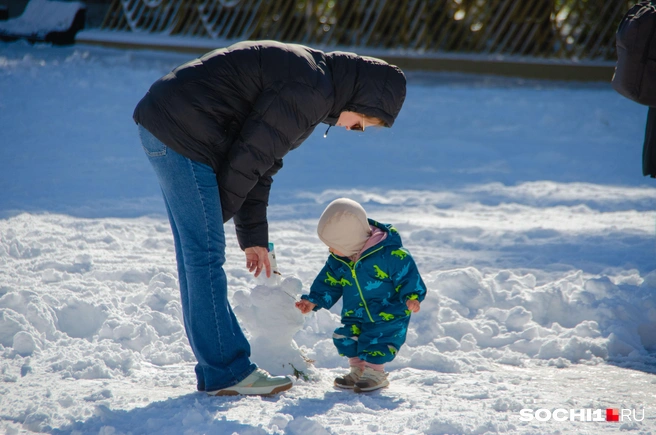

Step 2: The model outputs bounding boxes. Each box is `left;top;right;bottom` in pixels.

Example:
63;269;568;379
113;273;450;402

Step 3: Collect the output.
207;368;293;396
354;367;389;393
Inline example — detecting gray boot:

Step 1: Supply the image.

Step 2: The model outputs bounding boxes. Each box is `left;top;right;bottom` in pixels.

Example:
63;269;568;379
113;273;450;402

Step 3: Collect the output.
334;366;364;389
354;367;389;393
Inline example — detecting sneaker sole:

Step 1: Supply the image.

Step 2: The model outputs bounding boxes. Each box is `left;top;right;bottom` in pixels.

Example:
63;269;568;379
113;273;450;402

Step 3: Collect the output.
208;381;293;396
353;380;390;393
334;381;356;389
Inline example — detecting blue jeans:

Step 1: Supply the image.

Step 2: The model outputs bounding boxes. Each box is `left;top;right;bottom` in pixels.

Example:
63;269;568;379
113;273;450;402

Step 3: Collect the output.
138;125;256;391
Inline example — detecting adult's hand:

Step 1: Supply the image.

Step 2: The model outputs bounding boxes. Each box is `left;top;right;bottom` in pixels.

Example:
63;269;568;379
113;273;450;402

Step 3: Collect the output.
244;246;271;278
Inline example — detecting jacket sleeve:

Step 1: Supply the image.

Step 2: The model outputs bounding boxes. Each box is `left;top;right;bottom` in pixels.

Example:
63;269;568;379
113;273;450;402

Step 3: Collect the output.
301;261;344;311
218;82;322;224
389;247;427;303
232;159;282;250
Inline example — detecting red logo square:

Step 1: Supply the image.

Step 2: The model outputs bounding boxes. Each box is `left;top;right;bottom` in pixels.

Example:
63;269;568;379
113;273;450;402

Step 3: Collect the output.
606;408;620;422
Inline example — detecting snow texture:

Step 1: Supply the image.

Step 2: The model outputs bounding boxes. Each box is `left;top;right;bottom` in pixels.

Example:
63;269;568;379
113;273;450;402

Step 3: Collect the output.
0;41;655;434
0;0;85;38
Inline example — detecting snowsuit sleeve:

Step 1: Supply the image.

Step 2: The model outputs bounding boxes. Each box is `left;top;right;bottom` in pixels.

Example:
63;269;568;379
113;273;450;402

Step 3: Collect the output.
218;82;323;225
389;247;427;303
232;159;283;250
301;261;344;311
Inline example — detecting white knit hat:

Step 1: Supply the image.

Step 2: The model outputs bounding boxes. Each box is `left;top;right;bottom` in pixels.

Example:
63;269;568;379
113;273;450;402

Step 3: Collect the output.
317;198;372;256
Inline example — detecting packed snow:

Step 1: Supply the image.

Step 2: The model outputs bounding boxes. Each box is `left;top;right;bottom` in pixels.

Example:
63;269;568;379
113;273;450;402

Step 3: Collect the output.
0;0;85;39
0;41;655;435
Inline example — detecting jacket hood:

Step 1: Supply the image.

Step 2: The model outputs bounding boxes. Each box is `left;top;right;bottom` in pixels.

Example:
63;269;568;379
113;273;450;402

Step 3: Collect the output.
368;219;403;248
324;52;406;127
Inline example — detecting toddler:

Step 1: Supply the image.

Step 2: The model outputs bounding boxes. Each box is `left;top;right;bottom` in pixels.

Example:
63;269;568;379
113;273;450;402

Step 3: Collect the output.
296;198;427;392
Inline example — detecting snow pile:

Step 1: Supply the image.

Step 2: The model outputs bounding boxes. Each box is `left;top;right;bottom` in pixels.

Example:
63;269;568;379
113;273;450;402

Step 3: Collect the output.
0;0;85;38
405;268;656;370
3;210;653;386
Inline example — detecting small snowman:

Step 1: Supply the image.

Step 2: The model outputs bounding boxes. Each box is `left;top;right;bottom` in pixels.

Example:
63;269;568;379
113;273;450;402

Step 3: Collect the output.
233;244;315;379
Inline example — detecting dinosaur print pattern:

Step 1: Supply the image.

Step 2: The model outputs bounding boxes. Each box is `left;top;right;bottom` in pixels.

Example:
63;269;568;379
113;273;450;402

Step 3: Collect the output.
324;271;352;287
373;265;389;280
364;350;386;357
396;263;411;280
391;248;408;260
379;312;395;321
324;272;340;286
370;333;384;345
340;337;356;346
322;294;333;306
364;280;383;291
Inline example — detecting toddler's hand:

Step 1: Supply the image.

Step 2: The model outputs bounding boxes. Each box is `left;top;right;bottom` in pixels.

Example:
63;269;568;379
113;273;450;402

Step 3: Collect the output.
296;299;316;314
406;299;420;313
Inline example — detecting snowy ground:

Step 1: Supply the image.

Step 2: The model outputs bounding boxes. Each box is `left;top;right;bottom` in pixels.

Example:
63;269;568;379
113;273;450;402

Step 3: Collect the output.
1;41;655;435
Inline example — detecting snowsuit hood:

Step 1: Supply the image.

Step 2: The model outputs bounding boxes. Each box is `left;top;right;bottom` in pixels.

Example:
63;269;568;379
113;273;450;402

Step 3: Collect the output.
317;197;372;257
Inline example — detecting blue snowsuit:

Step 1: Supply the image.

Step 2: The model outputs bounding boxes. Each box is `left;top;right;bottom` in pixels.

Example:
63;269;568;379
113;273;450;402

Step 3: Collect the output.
301;219;427;364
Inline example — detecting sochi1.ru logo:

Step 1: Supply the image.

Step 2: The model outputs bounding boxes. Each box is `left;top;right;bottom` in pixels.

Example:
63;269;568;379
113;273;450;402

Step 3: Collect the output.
519;408;645;422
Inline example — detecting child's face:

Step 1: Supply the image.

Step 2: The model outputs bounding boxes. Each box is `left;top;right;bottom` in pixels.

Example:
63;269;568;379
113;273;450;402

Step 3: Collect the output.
336;111;365;131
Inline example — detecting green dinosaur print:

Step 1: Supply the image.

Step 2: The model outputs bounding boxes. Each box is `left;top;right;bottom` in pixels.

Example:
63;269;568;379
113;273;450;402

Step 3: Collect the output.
388;346;397;355
379;312;395;321
373;265;389;280
405;309;412;316
344;310;354;317
324;272;339;286
407;294;419;300
339;277;352;286
391;249;408;260
389;226;399;234
350;324;361;336
395;285;402;293
365;350;386;357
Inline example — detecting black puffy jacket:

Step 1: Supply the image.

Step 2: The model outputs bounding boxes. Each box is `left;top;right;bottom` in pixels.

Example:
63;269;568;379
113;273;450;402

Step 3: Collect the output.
133;40;406;249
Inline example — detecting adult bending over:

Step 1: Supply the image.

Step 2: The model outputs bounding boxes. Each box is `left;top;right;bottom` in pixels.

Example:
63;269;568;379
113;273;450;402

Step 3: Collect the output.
133;40;406;396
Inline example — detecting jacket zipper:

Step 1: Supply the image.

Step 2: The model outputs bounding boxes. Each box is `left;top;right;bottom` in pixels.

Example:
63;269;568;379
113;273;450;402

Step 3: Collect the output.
331;246;385;323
